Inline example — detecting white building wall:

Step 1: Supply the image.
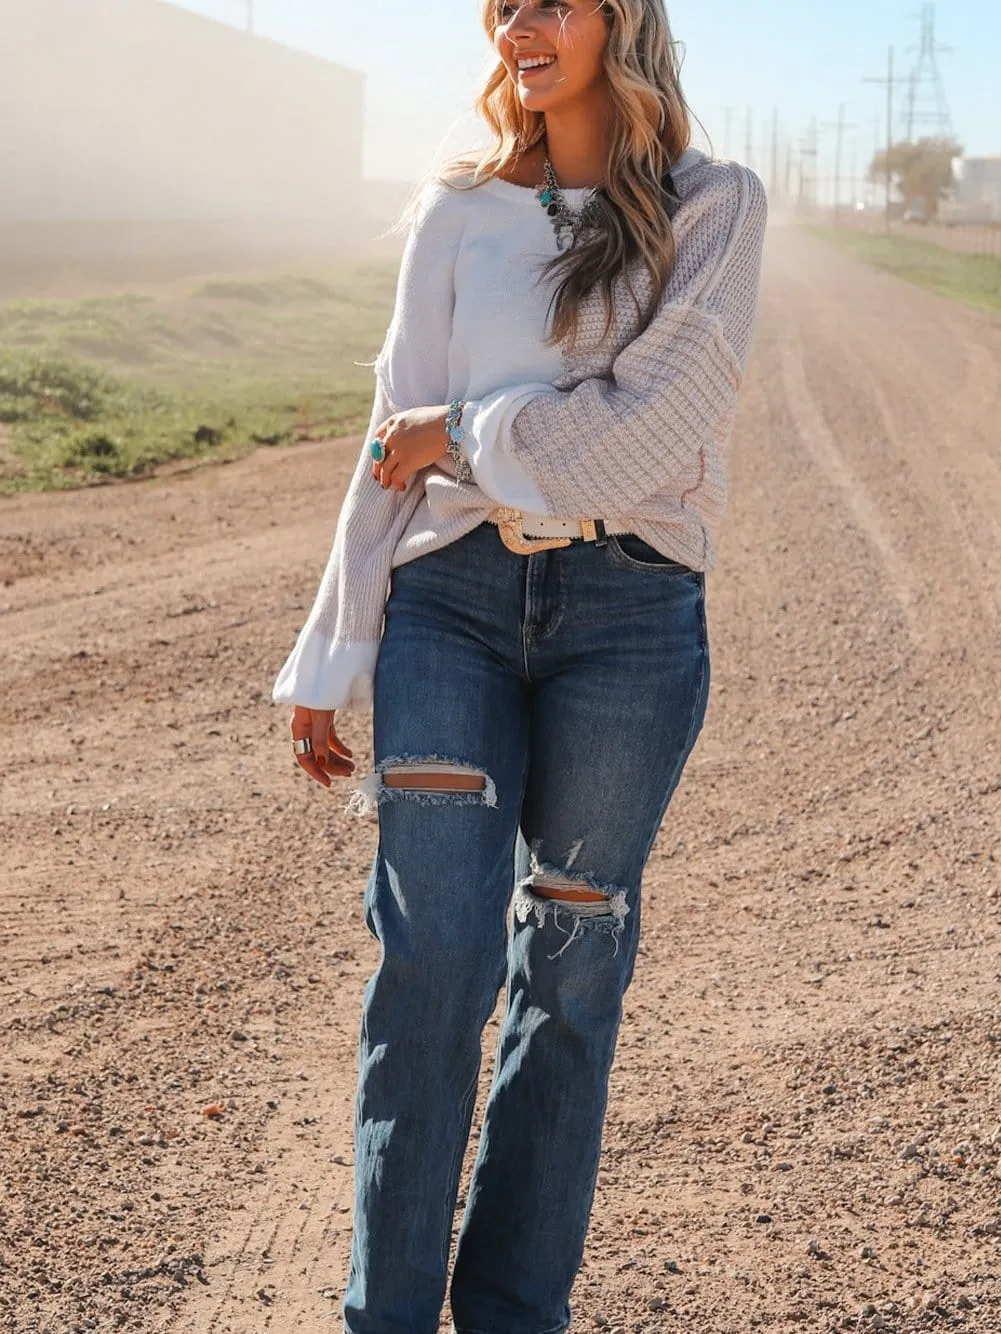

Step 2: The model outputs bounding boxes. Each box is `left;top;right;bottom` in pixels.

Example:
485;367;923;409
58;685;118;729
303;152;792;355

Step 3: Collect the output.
955;158;1001;213
0;0;363;223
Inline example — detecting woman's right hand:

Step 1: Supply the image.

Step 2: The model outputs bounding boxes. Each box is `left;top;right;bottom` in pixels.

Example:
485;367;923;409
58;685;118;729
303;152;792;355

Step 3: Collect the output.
290;707;355;788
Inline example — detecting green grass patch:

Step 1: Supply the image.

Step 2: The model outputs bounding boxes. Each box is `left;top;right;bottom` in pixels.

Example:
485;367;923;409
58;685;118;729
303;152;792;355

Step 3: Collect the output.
0;259;399;492
807;226;1001;315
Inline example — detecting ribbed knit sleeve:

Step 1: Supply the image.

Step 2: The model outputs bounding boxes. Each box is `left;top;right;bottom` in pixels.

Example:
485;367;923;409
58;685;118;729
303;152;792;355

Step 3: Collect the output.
464;164;767;527
271;182;465;712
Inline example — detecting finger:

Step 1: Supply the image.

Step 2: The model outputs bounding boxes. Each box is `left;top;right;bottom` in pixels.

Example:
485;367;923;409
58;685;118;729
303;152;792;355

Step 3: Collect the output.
310;716;332;765
303;758;352;786
290;708;312;743
370;443;388;485
294;747;354;787
295;753;332;788
370;430;388;481
383;446;411;491
314;737;353;772
328;724;354;760
318;753;355;779
390;456;413;488
379;449;399;490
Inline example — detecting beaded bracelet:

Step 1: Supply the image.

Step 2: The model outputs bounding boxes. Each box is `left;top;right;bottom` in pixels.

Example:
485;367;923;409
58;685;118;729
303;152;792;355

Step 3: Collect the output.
444;399;473;483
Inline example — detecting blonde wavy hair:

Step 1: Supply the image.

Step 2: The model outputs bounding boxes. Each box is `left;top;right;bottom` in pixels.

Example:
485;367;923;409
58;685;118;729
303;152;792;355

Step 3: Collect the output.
440;0;692;347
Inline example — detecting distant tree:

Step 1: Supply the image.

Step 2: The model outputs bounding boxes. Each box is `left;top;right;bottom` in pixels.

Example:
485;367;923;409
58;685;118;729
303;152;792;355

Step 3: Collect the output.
867;137;963;219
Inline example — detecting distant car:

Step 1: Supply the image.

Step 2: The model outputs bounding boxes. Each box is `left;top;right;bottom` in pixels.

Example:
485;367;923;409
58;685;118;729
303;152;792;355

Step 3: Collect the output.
903;202;928;223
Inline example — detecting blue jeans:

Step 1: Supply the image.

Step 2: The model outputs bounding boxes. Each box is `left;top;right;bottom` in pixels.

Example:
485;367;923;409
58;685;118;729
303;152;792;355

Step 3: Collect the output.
344;522;710;1334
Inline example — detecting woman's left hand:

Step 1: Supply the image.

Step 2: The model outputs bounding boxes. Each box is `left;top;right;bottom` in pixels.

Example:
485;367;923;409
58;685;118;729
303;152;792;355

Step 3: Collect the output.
371;406;449;491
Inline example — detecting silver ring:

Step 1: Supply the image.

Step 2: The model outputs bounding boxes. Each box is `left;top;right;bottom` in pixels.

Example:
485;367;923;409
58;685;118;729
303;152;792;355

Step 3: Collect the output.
292;737;313;756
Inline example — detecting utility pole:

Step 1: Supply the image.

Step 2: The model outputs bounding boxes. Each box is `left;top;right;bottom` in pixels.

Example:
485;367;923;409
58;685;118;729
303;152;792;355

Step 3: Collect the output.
870;113;881;209
800;118;819;213
848;137;858;211
864;46;907;232
785;141;793;201
821;104;859;223
744;106;754;171
723;106;734;160
770;107;780;201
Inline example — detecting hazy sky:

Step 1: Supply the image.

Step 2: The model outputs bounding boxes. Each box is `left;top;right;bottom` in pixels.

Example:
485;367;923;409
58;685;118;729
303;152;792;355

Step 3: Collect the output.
173;0;1000;188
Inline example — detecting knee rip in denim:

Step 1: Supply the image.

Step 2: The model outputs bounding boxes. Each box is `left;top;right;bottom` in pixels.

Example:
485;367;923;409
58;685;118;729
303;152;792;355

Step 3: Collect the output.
513;840;630;959
346;754;498;818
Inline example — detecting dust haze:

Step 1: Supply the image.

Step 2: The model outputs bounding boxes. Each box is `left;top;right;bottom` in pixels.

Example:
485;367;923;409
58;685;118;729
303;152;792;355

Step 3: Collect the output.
0;0;411;298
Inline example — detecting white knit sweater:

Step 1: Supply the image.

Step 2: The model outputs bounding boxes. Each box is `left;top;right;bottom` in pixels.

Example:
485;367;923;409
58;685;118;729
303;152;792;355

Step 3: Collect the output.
273;149;767;712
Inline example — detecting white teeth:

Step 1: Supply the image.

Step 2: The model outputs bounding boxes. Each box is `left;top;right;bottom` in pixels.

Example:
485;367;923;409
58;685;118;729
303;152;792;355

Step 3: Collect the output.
517;56;555;70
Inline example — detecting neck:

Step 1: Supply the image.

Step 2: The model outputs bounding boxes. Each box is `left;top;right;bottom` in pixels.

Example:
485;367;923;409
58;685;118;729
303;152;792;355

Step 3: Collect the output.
543;97;612;188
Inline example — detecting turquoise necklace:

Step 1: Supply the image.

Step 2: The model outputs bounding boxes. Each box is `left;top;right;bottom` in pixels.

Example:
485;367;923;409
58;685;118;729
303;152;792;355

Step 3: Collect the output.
536;154;602;251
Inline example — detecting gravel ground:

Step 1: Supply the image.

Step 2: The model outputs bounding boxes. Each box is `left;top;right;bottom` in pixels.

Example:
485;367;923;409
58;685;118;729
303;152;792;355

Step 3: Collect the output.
1;226;999;1333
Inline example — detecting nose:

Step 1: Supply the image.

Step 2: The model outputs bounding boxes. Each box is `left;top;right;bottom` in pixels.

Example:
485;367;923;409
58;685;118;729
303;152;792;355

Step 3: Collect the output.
502;4;541;41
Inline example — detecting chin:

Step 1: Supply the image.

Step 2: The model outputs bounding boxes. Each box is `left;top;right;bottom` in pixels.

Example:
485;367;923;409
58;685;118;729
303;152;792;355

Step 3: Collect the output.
518;89;568;114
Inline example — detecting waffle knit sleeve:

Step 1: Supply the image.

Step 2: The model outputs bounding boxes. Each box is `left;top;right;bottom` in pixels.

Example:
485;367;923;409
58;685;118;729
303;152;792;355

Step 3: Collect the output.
271;182;464;712
463;165;767;519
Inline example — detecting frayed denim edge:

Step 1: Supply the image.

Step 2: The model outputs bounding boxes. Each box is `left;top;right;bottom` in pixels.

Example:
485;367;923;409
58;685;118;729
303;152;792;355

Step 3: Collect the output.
513;849;631;960
345;753;498;819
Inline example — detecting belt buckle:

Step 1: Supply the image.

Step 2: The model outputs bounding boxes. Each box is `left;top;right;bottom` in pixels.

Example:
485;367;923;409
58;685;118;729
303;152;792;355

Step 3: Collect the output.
494;507;572;555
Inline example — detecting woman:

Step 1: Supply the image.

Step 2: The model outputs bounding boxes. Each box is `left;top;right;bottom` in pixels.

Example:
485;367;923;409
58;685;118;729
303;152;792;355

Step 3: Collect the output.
273;1;767;1330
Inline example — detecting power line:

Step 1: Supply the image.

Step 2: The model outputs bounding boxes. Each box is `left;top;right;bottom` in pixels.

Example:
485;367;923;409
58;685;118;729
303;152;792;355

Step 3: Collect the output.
863;46;909;231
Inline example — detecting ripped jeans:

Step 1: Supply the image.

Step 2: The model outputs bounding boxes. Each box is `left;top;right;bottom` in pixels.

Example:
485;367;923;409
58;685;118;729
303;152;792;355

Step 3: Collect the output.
343;521;710;1334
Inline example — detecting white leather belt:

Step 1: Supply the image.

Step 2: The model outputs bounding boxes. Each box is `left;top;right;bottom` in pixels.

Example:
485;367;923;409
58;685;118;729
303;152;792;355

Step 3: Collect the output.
521;514;631;539
486;507;630;555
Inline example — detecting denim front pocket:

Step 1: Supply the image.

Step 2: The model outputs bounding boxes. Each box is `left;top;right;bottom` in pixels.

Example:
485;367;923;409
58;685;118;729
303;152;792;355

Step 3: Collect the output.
607;533;698;575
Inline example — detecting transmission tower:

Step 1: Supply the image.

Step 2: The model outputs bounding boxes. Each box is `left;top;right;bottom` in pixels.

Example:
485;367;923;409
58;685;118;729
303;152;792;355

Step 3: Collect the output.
903;4;954;141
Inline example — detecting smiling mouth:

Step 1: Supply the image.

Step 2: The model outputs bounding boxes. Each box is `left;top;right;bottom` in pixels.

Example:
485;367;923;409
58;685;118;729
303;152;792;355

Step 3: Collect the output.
516;57;557;77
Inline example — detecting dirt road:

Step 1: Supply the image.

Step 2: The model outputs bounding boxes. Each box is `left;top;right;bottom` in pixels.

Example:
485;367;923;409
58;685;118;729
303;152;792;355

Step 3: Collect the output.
2;227;999;1334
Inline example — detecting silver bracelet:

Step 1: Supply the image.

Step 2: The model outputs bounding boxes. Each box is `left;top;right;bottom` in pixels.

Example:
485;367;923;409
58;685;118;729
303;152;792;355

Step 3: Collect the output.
445;399;473;483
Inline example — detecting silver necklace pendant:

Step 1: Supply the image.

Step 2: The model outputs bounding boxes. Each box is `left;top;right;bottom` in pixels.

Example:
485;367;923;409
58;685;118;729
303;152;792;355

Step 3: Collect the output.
538;153;598;252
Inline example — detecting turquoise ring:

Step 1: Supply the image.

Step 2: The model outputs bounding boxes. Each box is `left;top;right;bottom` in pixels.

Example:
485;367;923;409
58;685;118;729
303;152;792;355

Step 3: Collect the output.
369;438;387;463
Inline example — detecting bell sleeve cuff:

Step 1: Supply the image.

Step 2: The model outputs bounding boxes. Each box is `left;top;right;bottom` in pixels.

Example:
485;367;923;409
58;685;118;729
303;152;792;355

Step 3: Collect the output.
461;385;554;514
271;634;381;713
